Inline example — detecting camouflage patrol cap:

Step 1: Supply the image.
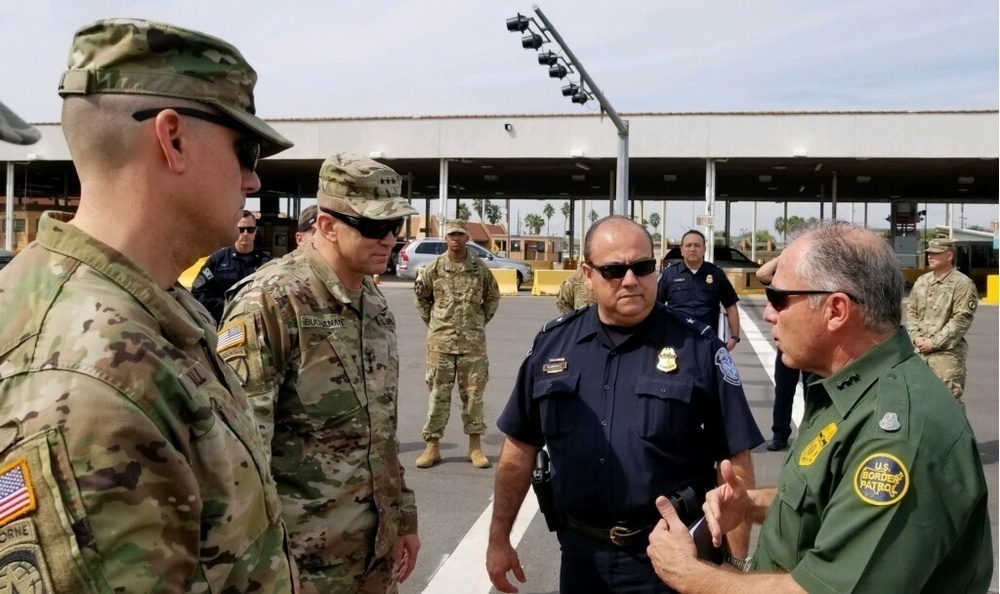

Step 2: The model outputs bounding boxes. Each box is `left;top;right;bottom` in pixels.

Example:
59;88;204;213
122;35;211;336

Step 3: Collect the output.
925;238;955;253
444;219;469;235
58;18;292;157
298;205;318;232
0;101;40;145
316;153;418;220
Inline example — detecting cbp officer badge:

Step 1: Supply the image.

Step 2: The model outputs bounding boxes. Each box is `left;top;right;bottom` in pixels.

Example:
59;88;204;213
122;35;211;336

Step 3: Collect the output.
854;453;909;506
706;274;714;284
656;348;678;373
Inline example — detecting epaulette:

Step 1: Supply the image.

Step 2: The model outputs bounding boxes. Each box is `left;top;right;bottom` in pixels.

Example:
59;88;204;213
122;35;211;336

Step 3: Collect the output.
661;305;716;339
540;305;589;333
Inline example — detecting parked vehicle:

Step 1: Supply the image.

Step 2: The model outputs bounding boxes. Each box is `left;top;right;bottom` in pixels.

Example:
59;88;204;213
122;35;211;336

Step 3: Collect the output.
661;245;761;270
384;240;406;275
397;238;534;287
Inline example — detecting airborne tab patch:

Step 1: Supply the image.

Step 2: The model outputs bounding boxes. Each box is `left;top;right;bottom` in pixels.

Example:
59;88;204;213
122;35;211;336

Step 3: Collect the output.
854;453;909;506
0;460;36;527
217;322;246;352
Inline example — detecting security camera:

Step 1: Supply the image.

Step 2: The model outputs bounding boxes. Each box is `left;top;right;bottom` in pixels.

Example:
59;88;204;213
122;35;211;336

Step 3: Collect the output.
504;123;513;132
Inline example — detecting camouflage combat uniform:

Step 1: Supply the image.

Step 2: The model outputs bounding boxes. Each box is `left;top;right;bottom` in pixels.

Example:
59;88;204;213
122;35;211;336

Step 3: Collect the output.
219;242;417;594
555;268;595;315
905;267;979;401
0;214;295;593
415;251;501;440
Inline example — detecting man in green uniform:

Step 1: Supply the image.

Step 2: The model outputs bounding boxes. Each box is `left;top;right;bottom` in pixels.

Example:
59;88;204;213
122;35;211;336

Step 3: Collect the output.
0;18;297;593
646;221;992;593
219;153;420;594
906;237;979;406
414;219;502;469
555;267;596;314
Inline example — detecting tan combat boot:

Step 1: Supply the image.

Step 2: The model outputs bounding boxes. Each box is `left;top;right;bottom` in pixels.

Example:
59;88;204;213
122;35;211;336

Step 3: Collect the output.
468;435;491;469
415;439;441;468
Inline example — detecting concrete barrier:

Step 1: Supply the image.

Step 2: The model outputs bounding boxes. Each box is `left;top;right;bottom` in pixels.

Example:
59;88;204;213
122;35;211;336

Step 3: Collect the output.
986;274;999;305
491;268;520;295
532;269;574;296
726;268;766;294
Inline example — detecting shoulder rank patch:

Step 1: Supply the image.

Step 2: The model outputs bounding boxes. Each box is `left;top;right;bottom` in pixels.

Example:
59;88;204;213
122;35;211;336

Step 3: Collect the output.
853;453;909;506
217;322;246;352
798;423;838;466
0;460;36;527
715;347;741;386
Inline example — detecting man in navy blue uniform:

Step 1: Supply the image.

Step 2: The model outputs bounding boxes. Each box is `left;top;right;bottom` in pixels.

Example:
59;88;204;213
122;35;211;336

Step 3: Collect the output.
487;216;762;594
192;210;271;322
657;230;741;351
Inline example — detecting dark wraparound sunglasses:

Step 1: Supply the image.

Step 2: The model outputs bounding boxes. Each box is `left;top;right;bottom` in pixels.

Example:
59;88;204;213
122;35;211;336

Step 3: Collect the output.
587;257;658;280
238;226;257;234
131;107;261;172
765;287;863;311
319;207;404;240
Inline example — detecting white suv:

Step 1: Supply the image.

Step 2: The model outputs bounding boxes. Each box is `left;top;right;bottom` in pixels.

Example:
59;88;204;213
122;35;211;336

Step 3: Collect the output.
397;238;534;288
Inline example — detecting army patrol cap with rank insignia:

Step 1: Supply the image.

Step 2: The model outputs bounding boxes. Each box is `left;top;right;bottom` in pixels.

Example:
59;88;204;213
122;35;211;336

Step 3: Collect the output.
924;238;955;253
57;18;292;157
298;204;318;232
444;219;469;235
316;152;418;220
0;101;40;145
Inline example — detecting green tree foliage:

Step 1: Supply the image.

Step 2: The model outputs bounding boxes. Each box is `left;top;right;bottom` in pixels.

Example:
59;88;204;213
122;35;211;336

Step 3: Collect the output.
456;203;471;221
485;203;502;225
589;209;599;223
774;216;818;240
472;198;486;221
543;203;555;235
524;213;545;235
648;212;661;235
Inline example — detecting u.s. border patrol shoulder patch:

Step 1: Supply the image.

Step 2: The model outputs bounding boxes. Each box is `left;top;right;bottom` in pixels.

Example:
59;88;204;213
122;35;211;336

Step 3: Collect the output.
853;453;909;506
715;347;741;386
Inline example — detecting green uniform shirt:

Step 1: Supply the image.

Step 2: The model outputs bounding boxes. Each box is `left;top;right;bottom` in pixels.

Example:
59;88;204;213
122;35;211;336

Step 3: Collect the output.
906;267;978;357
0;214;294;593
555;268;595;315
752;330;992;593
415;250;501;354
219;243;417;570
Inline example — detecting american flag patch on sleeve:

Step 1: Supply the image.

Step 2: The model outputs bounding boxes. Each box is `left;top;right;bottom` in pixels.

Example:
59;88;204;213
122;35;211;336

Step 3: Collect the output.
0;460;36;527
217;322;246;352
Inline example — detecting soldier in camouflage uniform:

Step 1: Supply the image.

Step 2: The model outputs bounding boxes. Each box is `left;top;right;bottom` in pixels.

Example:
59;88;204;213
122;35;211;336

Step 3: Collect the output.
0;18;297;593
219;153;420;594
555;267;595;314
906;237;979;406
414;219;502;469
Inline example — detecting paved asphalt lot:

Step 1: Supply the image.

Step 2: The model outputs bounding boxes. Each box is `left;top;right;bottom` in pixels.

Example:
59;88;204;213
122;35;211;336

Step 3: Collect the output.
371;275;999;594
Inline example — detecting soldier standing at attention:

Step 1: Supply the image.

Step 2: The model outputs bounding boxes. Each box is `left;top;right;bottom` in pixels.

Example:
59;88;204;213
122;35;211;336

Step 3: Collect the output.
0;18;297;592
555;267;596;314
414;219;502;469
192;210;271;322
906;237;979;407
219;153;420;594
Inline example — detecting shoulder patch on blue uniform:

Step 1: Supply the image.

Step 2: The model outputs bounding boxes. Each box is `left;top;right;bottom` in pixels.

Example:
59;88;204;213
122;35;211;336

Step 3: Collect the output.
853;453;908;506
715;347;741;386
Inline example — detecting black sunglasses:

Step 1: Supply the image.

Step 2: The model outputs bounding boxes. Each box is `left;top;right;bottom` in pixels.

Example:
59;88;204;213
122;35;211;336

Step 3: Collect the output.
587;258;658;280
238;226;257;234
319;207;404;240
765;287;863;311
132;107;261;172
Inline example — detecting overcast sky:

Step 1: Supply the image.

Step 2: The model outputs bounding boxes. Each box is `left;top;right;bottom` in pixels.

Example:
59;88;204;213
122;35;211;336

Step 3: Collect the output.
2;0;997;237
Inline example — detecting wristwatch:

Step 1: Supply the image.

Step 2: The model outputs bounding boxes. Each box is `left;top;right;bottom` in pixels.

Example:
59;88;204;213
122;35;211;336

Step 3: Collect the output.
723;551;752;572
731;336;741;343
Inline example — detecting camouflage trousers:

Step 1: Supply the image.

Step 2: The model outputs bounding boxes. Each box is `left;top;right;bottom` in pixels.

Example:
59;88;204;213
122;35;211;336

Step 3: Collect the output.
422;349;488;441
298;550;396;594
921;350;968;406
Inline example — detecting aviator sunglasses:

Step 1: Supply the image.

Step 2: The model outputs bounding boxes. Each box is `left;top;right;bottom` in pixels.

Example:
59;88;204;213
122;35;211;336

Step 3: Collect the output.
320;207;404;240
132;107;261;172
765;286;863;311
587;257;658;280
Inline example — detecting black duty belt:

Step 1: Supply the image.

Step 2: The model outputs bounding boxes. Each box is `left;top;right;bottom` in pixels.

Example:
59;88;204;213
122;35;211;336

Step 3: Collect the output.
564;486;705;548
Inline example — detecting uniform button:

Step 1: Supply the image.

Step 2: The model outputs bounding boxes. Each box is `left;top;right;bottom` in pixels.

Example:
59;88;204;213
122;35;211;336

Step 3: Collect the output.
601;421;607;427
659;388;666;394
599;458;606;464
610;350;616;356
604;385;610;390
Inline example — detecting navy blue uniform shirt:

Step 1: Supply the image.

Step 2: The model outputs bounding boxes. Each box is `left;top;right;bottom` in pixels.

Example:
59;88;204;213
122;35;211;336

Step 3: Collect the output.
192;245;270;322
497;303;763;528
656;261;738;328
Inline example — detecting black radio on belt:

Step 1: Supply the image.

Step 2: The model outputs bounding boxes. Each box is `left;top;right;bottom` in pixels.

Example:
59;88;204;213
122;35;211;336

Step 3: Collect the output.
531;449;563;532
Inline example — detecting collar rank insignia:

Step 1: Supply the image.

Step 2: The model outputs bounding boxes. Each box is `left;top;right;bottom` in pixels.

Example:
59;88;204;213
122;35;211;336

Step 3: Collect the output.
878;412;901;432
836;372;860;390
542;358;568;374
656;348;678;373
706;274;714;284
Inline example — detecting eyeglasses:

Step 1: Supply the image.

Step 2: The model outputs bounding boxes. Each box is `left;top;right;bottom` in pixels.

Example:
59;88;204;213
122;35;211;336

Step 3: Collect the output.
238;226;257;234
587;258;658;280
319;207;404;240
131;107;261;172
765;287;863;311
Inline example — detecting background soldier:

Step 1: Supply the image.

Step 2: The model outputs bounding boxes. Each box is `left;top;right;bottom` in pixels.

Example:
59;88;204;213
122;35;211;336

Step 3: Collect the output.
220;153;420;594
296;203;318;246
414;219;501;469
555;267;596;314
0;18;296;592
192;210;271;322
906;237;979;406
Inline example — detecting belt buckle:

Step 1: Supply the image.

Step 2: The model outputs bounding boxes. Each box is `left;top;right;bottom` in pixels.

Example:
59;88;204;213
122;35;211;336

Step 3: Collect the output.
609;525;630;546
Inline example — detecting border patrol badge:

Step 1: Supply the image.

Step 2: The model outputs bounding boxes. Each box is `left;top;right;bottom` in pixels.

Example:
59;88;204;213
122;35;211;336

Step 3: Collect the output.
854;453;909;506
656;348;678;373
714;348;741;386
799;423;838;466
706;274;714;284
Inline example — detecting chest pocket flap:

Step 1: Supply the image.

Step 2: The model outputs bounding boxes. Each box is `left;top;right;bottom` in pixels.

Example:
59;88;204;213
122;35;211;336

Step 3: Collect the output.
532;373;580;437
635;373;693;403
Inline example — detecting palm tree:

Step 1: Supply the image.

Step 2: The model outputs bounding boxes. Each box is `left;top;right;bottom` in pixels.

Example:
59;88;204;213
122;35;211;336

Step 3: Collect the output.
524;213;545;235
456;203;471;221
648;212;661;237
561;202;571;232
485;202;502;225
472;198;486;221
588;209;599;224
542;203;555;235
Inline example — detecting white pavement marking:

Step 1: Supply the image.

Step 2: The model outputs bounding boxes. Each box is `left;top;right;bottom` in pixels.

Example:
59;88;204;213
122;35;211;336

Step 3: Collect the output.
421;493;540;594
738;305;804;428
